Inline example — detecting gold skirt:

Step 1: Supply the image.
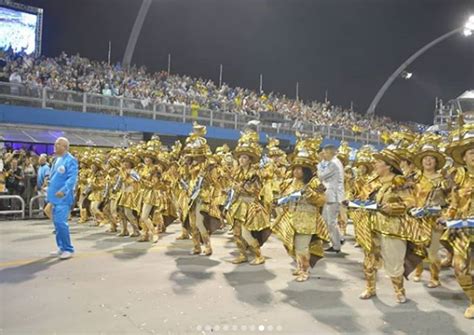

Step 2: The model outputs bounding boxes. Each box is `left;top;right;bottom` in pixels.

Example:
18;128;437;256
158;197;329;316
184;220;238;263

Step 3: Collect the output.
88;190;103;203
119;191;138;210
138;188;168;212
440;228;474;260
229;196;270;232
272;208;328;263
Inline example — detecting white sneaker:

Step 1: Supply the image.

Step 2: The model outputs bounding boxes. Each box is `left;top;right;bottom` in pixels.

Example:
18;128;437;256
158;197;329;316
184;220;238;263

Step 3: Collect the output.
59;251;74;260
50;250;62;257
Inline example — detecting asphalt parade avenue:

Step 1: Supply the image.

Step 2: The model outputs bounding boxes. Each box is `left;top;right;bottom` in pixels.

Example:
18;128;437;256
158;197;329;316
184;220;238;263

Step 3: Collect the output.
0;218;472;334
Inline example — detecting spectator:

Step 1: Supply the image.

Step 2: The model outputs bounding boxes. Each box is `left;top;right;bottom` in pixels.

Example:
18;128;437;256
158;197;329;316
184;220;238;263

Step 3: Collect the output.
1;49;424;134
8;70;22;95
37;154;50;211
5;158;24;210
22;156;37;205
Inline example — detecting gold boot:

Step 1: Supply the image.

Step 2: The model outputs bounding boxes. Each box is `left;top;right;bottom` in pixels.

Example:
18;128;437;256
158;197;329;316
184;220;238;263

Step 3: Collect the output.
151;228;159;244
176;227;190;240
292;265;302;276
231;254;248;264
129;218;141;237
455;267;474;319
360;253;377;299
202;234;213;256
78;208;88;224
295;255;310;282
391;276;407;304
106;225;118;233
293;254;303;276
117;229;129;237
137;232;150;242
427;261;441;288
464;304;474;319
130;229;140;238
106;216;118;233
359;271;377;299
249;243;265;265
440;251;453;268
231;235;248;264
413;263;423;282
190;230;202;255
117;219;129;236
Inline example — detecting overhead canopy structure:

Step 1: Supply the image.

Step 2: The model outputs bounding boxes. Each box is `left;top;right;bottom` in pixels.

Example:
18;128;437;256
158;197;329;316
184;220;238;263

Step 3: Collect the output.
0;124;142;147
457;90;474;114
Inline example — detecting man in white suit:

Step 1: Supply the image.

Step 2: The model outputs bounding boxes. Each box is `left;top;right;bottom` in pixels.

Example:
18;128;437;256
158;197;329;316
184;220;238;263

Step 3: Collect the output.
317;144;345;252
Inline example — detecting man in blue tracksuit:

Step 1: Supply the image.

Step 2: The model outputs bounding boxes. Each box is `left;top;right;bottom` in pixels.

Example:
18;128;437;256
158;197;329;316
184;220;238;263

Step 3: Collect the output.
47;137;78;260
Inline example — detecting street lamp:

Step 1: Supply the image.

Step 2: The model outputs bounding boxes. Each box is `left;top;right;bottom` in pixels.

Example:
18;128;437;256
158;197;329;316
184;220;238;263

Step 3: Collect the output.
366;15;474;116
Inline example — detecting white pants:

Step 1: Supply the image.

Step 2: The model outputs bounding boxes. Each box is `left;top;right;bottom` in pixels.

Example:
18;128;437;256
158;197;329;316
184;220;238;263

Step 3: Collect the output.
242;226;258;247
323;203;341;250
378;234;407;277
427;230;442;263
295;234;312;255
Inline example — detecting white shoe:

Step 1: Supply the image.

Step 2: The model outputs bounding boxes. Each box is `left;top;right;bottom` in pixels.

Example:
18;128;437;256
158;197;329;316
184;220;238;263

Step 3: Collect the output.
50;250;62;257
59;251;74;260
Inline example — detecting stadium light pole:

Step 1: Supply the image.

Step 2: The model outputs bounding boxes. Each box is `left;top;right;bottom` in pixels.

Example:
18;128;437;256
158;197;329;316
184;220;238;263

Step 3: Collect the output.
167;54;171;75
219;64;223;88
366;15;474;116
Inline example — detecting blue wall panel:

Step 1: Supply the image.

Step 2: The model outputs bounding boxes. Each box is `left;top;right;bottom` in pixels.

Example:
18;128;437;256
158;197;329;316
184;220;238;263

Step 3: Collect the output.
0;104;378;149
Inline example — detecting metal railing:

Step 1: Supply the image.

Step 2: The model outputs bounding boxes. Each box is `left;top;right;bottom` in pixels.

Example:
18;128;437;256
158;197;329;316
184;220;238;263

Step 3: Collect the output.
0;195;26;219
29;194;46;218
0;82;382;145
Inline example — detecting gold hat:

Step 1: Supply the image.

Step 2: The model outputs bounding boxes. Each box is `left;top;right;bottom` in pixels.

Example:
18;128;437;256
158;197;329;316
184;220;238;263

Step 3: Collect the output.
337;141;351;166
215;144;230;155
290;133;319;168
189;122;207;138
354;145;374;173
445;120;474;165
123;153;138;167
234;129;262;162
142;146;158;161
91;155;103;168
170;140;182;160
183;122;210;157
266;137;286;158
413;133;446;170
107;156;121;169
373;145;403;175
389;129;419;162
156;151;170;168
291;147;317;172
80;153;92;167
184;137;210;158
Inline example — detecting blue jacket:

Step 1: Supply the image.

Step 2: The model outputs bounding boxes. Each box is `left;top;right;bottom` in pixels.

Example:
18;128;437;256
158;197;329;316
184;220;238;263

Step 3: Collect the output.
37;163;50;189
47;152;78;206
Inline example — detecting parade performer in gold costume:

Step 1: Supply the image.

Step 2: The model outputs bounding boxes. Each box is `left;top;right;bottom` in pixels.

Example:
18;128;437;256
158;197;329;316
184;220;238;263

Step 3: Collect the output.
272;139;329;282
359;146;429;303
225;125;271;265
440;122;474;319
117;153;141;237
411;135;449;288
88;155;106;226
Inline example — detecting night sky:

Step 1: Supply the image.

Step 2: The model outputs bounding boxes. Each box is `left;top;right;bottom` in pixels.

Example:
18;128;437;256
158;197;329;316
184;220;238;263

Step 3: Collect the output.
16;0;474;124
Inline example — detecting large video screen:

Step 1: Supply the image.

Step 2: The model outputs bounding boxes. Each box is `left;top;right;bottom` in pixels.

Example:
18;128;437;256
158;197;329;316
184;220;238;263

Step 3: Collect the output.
0;6;38;55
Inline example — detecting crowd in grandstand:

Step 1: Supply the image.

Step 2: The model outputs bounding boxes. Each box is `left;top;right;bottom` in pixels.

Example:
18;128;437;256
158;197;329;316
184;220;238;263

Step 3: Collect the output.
0;49;408;134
